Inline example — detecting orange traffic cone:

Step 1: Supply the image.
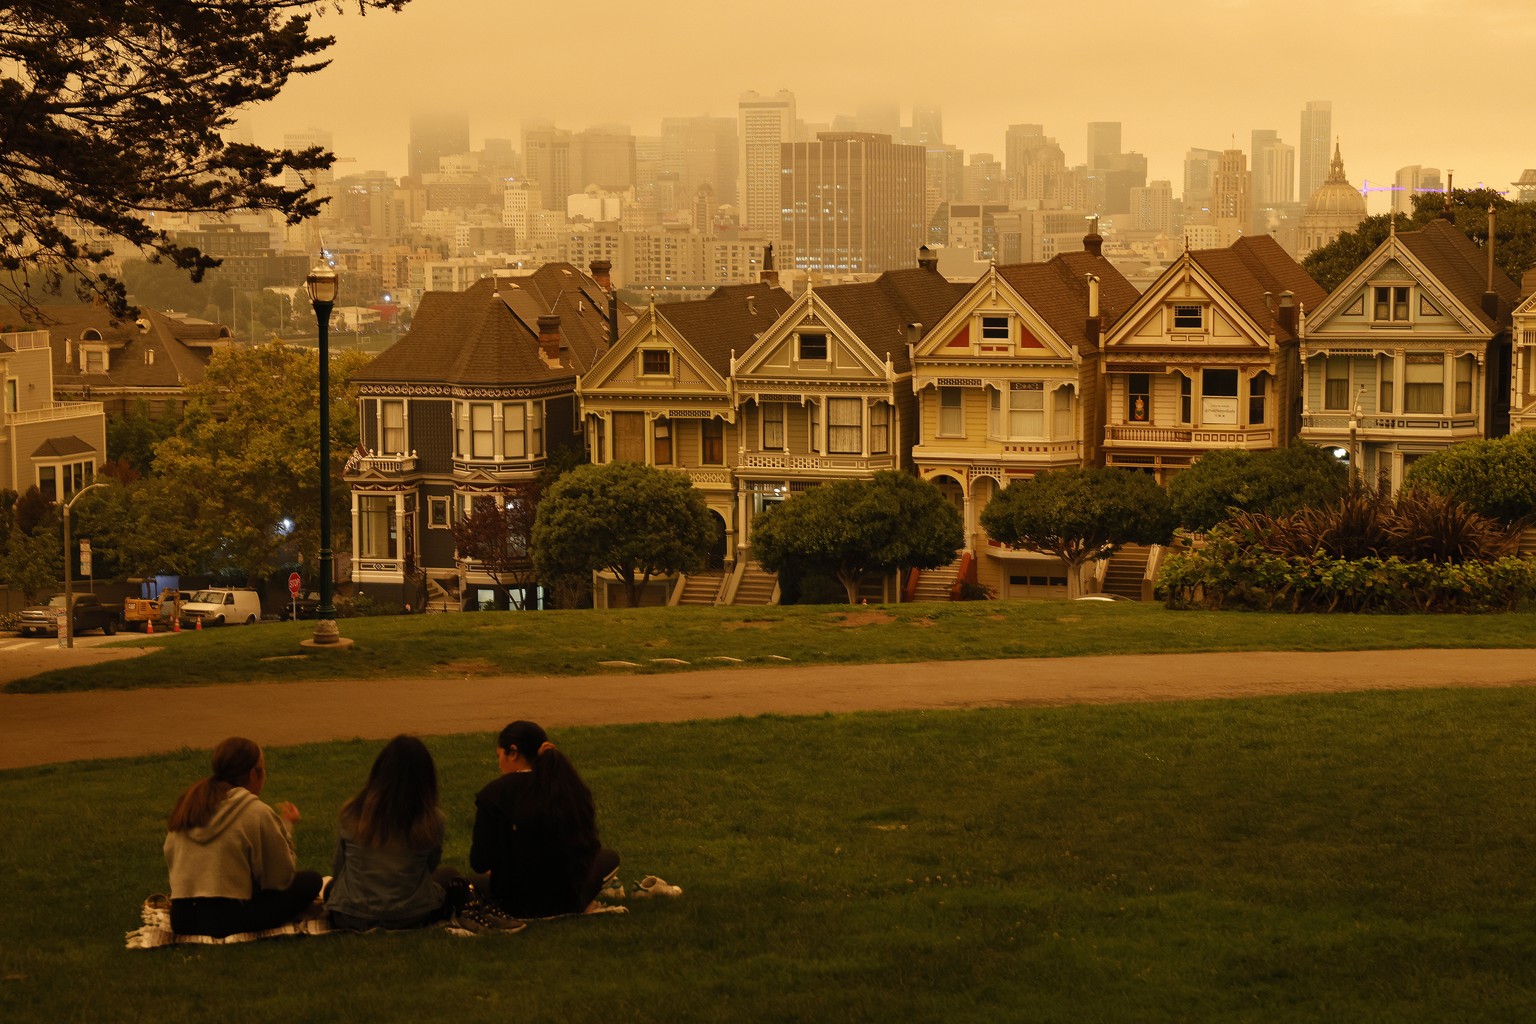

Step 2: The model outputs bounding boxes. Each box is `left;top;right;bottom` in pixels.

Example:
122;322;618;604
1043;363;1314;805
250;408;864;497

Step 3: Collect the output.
194;618;201;631
146;619;154;634
172;618;180;633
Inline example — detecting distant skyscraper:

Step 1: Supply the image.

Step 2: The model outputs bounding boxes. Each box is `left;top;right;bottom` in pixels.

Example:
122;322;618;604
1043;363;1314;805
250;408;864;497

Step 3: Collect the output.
1129;180;1174;235
1299;100;1333;203
408;110;470;181
910;105;943;146
1212;149;1252;246
781;132;925;276
1393;165;1443;217
522;126;572;212
1086;122;1121;172
1183;147;1223;213
738;90;796;240
1250;130;1295;206
965;153;1005;203
284;127;334;204
571;127;636;192
661;116;738;210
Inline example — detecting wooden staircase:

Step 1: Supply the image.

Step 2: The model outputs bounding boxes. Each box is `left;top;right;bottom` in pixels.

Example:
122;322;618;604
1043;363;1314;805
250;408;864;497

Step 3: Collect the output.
910;557;965;603
730;562;779;605
675;571;726;606
1100;545;1151;601
425;575;462;613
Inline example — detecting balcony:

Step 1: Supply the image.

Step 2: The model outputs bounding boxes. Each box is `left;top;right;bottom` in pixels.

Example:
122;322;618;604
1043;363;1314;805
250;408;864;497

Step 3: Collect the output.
1302;413;1481;437
662;466;732;486
1105;424;1274;449
738;451;898;473
349;452;417;475
5;400;104;426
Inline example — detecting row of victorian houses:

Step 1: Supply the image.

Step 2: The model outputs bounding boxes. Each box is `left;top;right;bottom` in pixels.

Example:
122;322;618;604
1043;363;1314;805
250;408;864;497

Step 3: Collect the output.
335;217;1534;609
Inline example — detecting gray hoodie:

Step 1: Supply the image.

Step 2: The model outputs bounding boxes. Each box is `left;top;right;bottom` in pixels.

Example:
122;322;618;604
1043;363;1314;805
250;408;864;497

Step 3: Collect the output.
163;787;298;899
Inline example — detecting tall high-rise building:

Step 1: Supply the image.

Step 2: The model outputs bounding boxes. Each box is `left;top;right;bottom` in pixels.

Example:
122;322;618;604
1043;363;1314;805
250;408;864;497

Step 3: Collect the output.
1250;130;1296;206
1212;149;1252;246
408;110;470;181
924;143;965;229
522;125;572;212
910;105;943;146
1393;165;1443;217
781;132;925;276
661;116;738;209
1299;100;1333;203
738;90;796;240
283;127;336;218
1183;148;1223;215
571;126;636;192
965;153;1006;203
1086;122;1122;172
1129;180;1174;235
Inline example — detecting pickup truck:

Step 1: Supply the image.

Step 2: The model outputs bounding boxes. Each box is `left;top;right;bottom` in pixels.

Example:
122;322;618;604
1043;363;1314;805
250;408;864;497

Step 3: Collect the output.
18;594;123;637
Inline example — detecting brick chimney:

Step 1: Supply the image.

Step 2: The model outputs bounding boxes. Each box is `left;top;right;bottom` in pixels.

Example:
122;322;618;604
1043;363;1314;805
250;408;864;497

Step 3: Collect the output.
537;314;562;366
761;243;779;287
916;245;939;273
1277;290;1296;338
1083;216;1104;257
589;259;613;292
1083;274;1101;351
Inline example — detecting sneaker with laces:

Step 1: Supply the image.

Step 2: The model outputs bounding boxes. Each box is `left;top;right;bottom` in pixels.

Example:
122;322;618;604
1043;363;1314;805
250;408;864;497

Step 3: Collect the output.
452;899;526;935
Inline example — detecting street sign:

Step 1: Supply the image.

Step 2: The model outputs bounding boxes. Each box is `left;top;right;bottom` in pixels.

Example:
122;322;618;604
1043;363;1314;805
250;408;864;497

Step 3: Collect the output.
288;572;302;597
80;538;91;577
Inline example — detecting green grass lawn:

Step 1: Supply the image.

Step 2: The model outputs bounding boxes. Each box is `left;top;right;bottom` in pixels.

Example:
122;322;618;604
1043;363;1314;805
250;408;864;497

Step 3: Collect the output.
3;691;1536;1022
11;600;1536;693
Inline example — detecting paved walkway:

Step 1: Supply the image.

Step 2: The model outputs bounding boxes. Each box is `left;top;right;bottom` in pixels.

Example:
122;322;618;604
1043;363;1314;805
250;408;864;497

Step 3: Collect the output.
2;647;1534;770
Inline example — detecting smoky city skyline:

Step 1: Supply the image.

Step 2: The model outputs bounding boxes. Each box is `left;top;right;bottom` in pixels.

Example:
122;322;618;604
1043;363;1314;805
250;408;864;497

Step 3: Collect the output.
235;0;1531;213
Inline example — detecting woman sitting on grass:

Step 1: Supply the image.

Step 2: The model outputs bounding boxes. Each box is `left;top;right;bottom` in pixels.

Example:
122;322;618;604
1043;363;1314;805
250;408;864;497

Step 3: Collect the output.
471;720;620;917
164;736;323;938
324;734;472;931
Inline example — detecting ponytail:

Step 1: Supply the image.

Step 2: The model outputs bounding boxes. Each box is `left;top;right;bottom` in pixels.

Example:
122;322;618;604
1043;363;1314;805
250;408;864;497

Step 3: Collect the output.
168;737;260;832
497;721;599;857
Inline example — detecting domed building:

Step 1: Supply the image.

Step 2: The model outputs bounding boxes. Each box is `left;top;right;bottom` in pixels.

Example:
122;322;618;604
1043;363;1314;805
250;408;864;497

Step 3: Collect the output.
1299;142;1366;256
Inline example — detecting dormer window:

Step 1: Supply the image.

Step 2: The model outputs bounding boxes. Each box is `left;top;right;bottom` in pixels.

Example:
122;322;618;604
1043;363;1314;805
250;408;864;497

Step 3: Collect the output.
980;316;1011;352
641;350;671;376
82;348;107;373
798;333;828;361
1374;286;1410;323
1171;304;1205;331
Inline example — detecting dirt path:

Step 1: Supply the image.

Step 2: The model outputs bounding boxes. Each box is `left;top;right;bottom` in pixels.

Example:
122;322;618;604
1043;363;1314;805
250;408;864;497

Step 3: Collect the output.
3;647;1535;770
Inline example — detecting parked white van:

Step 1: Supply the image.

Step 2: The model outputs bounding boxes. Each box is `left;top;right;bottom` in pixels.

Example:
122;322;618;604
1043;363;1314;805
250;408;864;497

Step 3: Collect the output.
180;588;263;627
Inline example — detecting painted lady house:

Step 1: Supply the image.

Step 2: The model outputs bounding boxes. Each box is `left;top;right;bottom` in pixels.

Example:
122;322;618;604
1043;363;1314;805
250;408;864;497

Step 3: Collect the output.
910;228;1139;600
345;261;631;611
1299;216;1518;488
576;282;796;607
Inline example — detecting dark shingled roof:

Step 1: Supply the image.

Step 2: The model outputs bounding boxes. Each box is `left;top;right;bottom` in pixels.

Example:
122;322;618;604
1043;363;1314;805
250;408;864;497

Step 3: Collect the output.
813;269;969;372
1189;235;1327;342
1;304;219;391
31;435;95;458
996;252;1140;343
652;285;796;375
1394;218;1519;330
356;263;633;387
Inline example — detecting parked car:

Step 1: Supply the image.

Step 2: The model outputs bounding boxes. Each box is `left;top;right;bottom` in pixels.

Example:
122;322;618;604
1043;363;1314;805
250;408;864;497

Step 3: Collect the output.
279;591;322;621
18;594;122;637
179;588;263;628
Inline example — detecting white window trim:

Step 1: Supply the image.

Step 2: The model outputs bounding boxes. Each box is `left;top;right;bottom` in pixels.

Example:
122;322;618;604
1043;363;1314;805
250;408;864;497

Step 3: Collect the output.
1169;303;1206;333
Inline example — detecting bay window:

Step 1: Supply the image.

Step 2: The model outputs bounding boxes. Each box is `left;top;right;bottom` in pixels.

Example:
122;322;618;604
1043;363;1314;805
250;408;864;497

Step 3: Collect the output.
1454;355;1475;414
1324;357;1350;410
1404;355;1444;413
828;398;862;454
762;402;785;450
381;400;405;454
870;403;891;455
938;387;963;436
358;495;397;559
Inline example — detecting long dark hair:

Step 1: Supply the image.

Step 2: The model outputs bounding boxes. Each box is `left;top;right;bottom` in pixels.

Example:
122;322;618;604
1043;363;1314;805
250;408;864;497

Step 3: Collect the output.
498;721;599;859
340;735;444;850
168;736;261;832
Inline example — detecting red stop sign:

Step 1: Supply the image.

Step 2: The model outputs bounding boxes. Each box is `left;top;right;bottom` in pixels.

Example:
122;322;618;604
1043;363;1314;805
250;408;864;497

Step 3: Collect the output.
288;572;302;597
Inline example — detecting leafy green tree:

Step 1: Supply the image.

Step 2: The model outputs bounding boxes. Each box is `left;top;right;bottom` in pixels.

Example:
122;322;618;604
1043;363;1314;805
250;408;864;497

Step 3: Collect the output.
107;399;181;477
0;1;409;321
0;488;61;601
980;467;1176;599
1404;432;1536;525
532;462;713;608
1168;442;1349;532
1303;189;1536;293
151;343;370;582
750;471;963;604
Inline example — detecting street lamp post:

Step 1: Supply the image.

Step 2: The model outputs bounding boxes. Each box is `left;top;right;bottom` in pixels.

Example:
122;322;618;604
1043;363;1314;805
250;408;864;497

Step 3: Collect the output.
62;482;107;649
306;263;342;646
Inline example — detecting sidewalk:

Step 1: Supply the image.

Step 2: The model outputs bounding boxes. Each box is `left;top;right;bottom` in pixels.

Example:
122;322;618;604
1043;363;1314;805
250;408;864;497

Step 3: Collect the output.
3;648;1534;770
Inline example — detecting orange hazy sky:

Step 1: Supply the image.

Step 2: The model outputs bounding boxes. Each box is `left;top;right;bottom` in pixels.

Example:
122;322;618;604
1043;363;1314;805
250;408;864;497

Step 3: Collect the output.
237;0;1531;212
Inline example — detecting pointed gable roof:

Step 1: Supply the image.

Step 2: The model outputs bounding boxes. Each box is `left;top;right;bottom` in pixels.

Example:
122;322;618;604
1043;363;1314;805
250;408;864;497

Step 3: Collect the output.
1;303;222;391
1188;235;1326;342
811;269;968;372
996;251;1140;342
657;284;795;375
1394;218;1519;330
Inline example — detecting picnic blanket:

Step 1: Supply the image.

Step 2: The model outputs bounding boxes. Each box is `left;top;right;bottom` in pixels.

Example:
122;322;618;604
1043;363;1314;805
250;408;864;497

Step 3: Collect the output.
125;876;676;949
